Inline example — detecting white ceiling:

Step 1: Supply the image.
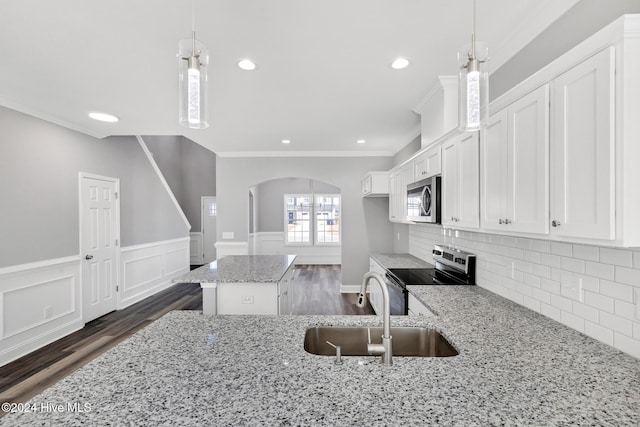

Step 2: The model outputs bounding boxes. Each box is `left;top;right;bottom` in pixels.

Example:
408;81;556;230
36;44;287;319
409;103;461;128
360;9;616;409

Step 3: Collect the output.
0;0;580;156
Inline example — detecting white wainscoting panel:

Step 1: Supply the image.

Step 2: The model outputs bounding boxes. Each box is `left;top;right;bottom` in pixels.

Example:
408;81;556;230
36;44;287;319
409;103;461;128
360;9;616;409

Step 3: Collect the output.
190;232;203;265
0;256;83;367
252;232;341;265
214;241;249;258
120;237;190;309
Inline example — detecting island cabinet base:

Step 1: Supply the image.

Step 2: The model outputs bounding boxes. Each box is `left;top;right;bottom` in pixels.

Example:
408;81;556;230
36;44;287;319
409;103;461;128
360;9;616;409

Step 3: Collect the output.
214;282;279;315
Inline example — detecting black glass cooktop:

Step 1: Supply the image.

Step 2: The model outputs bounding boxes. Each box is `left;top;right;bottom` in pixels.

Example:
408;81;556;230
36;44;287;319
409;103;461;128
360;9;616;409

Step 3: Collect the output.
387;268;437;285
387;268;472;286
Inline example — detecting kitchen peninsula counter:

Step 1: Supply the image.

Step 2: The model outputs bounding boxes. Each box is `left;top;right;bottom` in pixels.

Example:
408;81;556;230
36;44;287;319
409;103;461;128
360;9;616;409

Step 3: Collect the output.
4;285;639;426
173;255;296;315
175;254;296;284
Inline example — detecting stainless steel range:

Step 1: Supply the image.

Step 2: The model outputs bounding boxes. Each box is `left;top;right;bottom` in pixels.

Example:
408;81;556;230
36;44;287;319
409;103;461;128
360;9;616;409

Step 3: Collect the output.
384;245;476;315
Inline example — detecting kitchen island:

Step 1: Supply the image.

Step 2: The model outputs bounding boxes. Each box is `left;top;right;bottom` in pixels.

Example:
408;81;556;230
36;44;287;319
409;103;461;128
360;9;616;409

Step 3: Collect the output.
174;255;296;315
3;285;639;426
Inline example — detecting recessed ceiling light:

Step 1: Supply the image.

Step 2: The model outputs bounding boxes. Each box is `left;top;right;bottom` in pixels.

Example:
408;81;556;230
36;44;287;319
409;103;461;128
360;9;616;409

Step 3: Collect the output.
391;57;410;70
88;112;119;122
238;59;257;71
281;139;291;144
357;139;366;144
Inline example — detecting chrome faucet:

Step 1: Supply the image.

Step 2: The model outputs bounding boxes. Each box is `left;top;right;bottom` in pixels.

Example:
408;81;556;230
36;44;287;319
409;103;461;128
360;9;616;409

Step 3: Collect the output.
356;272;393;365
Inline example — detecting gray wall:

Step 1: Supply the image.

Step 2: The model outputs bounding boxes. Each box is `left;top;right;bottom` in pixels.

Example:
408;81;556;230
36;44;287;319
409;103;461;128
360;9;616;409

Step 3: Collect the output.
0;106;189;268
143;135;216;232
255;178;340;233
491;0;640;99
392;134;421;167
216;156;394;287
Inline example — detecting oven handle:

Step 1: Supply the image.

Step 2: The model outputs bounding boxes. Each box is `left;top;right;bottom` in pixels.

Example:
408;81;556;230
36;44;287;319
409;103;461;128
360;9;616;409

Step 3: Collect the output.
384;272;406;290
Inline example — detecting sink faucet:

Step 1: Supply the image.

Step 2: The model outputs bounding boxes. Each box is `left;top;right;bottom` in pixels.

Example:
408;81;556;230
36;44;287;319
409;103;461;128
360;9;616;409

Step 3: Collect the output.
356;272;393;365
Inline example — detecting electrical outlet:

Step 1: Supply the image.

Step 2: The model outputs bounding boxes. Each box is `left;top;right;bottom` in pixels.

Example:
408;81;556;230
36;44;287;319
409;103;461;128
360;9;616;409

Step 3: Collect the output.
43;305;53;319
561;276;583;302
222;231;235;239
241;296;254;304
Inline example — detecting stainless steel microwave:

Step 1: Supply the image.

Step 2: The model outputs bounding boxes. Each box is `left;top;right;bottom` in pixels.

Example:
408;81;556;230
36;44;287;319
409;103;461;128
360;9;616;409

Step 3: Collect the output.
407;176;441;223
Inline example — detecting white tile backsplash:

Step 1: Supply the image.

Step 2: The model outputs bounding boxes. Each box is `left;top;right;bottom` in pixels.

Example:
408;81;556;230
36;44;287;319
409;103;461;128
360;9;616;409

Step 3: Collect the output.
600;248;633;267
408;224;640;359
615;266;640;286
585;261;615;280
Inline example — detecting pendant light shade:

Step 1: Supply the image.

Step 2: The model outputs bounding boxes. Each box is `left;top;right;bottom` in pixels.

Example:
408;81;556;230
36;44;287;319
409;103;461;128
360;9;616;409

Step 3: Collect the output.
178;33;209;129
458;0;489;132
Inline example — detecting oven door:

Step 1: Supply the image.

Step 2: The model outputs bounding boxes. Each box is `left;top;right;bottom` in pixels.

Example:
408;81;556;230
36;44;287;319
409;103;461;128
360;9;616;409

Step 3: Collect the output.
384;273;408;315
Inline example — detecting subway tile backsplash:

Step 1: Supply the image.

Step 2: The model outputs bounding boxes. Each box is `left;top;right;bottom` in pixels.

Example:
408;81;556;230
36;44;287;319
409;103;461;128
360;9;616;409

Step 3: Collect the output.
409;224;640;359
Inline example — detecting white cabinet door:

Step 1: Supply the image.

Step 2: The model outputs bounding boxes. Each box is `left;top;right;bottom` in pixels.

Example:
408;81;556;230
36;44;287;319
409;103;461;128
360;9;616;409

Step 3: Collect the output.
481;85;549;234
413;145;442;182
551;47;615;240
388;163;413;223
442;132;480;228
508;85;549;234
408;293;434;316
388;169;401;222
368;258;386;315
278;265;295;315
481;109;509;231
458;133;480;229
441;137;459;227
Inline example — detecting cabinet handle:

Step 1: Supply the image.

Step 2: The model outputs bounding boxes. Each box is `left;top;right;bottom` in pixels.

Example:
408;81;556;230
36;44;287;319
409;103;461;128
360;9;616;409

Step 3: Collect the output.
552;220;561;227
499;219;504;224
504;219;511;225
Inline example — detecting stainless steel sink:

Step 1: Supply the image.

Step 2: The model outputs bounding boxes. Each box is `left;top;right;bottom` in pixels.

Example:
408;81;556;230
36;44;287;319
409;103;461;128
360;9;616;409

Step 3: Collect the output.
304;326;458;357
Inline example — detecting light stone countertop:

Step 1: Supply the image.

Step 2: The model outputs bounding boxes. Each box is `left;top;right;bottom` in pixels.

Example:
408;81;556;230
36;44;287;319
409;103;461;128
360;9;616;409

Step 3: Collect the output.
370;252;434;269
173;254;296;283
3;284;640;426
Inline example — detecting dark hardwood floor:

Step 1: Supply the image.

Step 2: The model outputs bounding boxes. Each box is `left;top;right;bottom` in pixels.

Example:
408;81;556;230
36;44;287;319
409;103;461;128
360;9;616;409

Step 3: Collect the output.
292;265;374;315
0;265;371;415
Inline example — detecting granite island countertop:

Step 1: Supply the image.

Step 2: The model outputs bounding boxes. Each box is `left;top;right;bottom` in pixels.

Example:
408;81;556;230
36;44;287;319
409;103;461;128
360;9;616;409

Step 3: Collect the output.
174;254;296;284
3;286;639;426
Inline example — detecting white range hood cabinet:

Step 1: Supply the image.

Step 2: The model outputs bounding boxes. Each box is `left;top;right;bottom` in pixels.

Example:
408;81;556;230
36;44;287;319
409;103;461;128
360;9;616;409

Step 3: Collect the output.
413;76;459;149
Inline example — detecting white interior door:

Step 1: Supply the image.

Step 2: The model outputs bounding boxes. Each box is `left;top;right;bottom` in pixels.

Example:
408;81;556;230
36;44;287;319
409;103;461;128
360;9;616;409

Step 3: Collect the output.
202;196;217;262
80;174;119;322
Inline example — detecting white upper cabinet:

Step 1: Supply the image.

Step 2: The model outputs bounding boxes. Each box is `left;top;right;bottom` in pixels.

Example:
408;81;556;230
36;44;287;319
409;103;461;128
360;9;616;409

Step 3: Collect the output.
442;132;479;229
361;171;389;197
412;145;442;183
550;47;615;241
481;85;549;234
388;162;414;223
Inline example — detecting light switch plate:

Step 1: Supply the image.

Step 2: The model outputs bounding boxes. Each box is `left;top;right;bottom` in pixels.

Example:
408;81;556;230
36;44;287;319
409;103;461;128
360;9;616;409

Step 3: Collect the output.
241;296;254;304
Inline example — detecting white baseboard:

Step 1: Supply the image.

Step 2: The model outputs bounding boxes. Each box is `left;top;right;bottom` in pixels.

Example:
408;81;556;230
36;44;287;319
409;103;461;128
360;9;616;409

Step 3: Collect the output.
339;284;361;294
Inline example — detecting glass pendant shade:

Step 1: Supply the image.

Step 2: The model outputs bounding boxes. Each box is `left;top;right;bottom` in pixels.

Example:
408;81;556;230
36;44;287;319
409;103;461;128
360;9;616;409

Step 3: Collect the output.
178;37;209;129
458;41;489;131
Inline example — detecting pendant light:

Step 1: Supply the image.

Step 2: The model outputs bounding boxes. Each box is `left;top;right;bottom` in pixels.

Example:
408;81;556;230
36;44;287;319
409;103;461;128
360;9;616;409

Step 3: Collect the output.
178;3;209;129
458;0;488;132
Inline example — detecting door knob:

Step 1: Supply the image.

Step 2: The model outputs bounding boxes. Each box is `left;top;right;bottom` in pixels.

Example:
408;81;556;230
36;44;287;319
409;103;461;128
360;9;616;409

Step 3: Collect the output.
85;254;94;260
